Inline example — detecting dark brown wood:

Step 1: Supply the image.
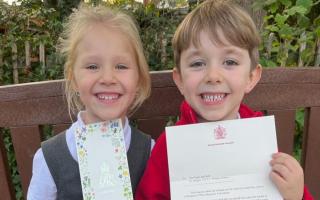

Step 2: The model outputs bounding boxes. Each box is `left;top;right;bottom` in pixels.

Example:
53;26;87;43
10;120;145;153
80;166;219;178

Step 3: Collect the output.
52;124;71;136
0;68;320;199
303;107;320;199
10;126;42;199
137;118;169;139
0;130;15;200
0;96;71;127
1;68;320;128
266;110;296;154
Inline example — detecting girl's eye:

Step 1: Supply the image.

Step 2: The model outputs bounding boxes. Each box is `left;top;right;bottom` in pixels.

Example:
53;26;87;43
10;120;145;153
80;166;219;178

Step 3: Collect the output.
86;64;98;70
223;59;238;66
190;61;206;68
115;64;128;70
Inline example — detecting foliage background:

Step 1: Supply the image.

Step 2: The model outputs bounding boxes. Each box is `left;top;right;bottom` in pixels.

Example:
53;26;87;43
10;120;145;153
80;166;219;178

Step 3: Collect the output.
0;0;319;199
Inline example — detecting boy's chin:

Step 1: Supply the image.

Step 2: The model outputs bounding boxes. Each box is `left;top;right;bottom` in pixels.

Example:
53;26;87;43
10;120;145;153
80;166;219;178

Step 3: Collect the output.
196;112;238;122
196;114;222;123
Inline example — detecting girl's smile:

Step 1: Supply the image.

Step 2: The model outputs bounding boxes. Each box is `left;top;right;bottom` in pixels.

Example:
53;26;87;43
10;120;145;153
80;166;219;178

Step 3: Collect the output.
73;23;139;124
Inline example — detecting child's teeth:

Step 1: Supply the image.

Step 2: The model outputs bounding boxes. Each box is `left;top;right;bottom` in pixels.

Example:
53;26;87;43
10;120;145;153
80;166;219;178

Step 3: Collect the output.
203;94;224;102
98;94;118;100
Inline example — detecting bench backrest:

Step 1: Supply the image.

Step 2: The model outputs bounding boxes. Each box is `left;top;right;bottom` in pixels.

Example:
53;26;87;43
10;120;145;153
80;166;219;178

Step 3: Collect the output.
0;67;320;199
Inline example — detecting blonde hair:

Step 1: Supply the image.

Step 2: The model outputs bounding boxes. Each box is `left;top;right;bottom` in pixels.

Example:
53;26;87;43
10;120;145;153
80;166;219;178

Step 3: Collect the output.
172;0;260;71
59;4;150;116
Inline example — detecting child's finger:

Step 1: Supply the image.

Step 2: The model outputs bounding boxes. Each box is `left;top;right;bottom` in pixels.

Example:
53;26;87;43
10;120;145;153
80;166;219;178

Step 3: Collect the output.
270;170;286;190
271;163;291;181
271;153;296;172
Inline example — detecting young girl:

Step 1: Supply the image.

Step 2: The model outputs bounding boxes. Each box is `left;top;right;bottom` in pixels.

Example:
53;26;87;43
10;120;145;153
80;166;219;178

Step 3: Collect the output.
28;4;153;200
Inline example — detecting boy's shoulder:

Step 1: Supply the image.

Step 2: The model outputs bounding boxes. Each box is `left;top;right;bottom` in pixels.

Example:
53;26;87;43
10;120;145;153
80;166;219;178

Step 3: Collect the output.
239;104;263;118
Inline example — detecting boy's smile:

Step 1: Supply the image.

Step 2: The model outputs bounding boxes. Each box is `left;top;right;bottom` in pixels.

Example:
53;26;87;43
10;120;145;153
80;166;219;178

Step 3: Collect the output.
173;30;261;122
200;93;226;105
72;23;139;124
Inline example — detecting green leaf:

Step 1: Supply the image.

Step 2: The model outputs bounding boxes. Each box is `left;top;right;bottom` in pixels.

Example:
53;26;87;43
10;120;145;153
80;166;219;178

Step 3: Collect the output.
265;0;277;5
286;6;307;16
296;0;313;11
265;25;279;32
275;13;288;26
315;27;320;37
269;2;280;13
297;15;310;28
260;57;278;67
314;16;320;26
279;25;294;39
279;0;292;7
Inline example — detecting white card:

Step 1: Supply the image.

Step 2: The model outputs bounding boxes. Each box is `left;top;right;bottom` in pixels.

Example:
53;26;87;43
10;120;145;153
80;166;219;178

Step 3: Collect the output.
75;119;133;200
166;116;282;199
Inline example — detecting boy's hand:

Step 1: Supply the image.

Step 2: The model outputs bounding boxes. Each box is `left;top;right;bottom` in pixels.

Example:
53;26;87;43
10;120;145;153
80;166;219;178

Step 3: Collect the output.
270;152;304;200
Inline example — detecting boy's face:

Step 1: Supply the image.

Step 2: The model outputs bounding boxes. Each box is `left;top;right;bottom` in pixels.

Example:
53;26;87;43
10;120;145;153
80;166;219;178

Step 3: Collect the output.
173;31;261;122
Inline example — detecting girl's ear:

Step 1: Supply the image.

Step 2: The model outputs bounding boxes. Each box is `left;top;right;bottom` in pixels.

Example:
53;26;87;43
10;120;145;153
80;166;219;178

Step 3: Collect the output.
172;67;184;95
245;64;262;93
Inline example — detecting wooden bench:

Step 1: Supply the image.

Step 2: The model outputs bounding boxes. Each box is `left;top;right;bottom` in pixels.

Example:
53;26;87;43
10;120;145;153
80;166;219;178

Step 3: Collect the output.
0;67;319;199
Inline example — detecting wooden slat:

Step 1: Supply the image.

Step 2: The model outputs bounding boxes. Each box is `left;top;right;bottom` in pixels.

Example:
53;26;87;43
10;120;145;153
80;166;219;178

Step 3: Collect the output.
52;124;71;136
137;118;168;139
303;107;320;199
0;96;71;127
1;68;320;126
245;83;320;111
0;130;15;200
266;110;296;154
10;126;42;199
0;80;64;102
132;87;183;119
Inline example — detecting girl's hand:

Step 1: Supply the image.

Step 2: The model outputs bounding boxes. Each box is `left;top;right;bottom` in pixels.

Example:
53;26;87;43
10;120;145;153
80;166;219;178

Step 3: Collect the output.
270;152;304;200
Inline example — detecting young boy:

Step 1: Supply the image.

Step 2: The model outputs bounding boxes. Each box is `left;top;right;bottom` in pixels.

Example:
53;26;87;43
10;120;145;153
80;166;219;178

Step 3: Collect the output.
135;0;313;199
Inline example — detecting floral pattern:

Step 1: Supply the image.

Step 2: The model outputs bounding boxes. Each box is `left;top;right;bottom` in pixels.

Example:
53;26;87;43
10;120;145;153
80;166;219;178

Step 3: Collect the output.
75;119;133;200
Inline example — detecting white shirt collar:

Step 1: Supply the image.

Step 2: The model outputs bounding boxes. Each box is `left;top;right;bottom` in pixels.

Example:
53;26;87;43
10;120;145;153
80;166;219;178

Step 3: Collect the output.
66;112;132;162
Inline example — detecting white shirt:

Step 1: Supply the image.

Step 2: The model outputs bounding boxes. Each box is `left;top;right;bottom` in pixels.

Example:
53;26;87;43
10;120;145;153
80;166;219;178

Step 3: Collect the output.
27;113;154;200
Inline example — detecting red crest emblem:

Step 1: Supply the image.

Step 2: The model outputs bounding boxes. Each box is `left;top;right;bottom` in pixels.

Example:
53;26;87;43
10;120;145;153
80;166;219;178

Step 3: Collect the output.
214;125;226;140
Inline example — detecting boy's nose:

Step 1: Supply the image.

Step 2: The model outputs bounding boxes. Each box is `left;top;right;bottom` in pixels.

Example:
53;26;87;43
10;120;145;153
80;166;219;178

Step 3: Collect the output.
205;66;223;84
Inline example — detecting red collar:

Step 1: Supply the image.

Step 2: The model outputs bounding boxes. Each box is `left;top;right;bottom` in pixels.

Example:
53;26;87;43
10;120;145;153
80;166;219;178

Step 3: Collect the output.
177;100;263;125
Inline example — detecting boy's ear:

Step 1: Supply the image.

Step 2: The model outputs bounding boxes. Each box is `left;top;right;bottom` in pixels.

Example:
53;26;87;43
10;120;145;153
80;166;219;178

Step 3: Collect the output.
245;64;262;93
172;67;184;95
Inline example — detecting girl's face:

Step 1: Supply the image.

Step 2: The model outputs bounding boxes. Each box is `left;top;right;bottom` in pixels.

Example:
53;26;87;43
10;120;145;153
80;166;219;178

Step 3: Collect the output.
73;24;139;124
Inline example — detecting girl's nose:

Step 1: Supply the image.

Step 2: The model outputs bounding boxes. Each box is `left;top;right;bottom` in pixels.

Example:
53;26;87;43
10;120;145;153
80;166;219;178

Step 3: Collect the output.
99;66;117;85
205;65;223;84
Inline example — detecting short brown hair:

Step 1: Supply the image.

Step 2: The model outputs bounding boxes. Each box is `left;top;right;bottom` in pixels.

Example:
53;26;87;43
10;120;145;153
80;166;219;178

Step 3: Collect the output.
172;0;260;71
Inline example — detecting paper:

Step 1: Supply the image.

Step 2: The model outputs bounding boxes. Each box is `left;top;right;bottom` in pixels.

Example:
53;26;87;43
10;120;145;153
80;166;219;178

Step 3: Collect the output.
166;116;282;200
75;119;133;200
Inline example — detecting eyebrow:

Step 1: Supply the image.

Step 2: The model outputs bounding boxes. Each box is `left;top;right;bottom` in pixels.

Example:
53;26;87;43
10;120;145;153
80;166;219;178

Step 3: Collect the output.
220;46;246;57
184;49;202;59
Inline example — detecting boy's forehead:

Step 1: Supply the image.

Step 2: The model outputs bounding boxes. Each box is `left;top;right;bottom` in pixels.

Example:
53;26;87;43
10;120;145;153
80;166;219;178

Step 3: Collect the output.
184;30;246;53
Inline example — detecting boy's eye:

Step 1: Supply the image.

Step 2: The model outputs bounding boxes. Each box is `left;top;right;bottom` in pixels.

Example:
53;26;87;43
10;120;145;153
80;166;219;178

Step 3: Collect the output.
86;64;98;70
115;64;128;70
223;59;238;66
190;61;206;68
